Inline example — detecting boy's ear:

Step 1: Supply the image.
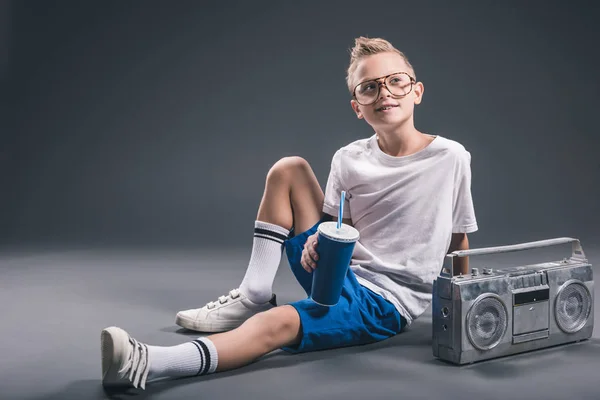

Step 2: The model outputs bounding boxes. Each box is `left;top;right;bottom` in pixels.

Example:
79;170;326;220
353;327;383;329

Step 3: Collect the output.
413;82;424;105
350;99;364;119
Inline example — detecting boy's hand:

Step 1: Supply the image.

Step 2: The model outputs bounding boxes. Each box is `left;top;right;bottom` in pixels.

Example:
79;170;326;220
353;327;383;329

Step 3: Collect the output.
301;232;320;272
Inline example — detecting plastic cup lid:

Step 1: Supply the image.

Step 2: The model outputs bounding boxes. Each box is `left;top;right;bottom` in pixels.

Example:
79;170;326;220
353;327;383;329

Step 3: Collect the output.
318;221;360;242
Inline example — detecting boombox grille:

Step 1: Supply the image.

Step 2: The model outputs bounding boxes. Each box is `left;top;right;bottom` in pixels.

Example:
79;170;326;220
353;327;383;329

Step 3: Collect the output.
466;295;508;350
555;280;592;333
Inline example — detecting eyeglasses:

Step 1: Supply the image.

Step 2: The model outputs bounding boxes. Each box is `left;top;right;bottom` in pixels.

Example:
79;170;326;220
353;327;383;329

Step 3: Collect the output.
352;72;416;106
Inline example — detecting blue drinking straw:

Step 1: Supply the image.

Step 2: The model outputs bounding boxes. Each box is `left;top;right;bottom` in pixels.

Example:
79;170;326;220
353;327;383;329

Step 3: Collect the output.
337;191;345;230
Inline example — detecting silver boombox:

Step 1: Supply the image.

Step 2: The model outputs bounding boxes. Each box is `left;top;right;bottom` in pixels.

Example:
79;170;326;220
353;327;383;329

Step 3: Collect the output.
432;237;594;364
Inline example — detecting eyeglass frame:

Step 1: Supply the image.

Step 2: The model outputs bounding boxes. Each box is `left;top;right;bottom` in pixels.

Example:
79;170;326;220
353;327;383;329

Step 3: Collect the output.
352;71;417;105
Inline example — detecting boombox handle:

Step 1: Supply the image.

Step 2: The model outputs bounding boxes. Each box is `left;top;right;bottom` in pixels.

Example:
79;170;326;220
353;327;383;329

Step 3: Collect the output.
439;237;587;277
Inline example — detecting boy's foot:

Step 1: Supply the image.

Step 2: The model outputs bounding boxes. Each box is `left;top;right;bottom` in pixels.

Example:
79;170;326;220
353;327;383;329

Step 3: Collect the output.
175;288;277;332
101;326;151;390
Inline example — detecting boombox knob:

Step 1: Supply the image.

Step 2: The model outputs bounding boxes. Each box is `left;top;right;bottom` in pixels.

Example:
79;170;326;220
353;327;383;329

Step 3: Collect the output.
471;268;479;276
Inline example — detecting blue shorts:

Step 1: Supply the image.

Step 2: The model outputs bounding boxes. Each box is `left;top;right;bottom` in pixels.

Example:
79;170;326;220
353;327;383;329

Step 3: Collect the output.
281;214;406;354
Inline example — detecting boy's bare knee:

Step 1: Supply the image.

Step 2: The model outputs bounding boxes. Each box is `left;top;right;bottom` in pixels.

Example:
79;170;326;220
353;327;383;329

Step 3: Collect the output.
280;156;310;170
260;306;301;349
267;156;310;182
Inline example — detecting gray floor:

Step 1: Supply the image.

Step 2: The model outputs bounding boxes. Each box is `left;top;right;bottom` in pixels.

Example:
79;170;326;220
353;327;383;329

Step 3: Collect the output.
1;245;599;400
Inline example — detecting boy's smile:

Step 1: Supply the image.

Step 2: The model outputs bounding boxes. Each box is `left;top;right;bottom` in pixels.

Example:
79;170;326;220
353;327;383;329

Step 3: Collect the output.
374;101;399;112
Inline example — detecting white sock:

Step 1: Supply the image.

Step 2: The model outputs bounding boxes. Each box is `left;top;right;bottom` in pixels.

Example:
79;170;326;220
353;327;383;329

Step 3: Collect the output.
239;220;291;304
147;337;218;381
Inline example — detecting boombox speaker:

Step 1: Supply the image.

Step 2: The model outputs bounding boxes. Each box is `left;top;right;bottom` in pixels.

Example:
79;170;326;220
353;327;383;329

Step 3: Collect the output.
432;237;594;364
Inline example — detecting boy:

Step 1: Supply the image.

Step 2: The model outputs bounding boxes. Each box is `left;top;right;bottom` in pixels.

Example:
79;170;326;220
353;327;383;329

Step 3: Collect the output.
100;37;478;389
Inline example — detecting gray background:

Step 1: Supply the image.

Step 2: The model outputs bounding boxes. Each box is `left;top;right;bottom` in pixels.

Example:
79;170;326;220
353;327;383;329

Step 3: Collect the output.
2;0;599;249
1;1;600;400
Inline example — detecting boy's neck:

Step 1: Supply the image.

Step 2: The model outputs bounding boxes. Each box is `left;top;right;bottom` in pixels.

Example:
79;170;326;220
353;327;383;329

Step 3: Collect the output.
375;123;432;158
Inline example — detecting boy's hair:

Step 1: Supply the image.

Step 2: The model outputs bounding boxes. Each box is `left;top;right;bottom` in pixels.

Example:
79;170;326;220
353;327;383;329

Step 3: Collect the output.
346;36;416;93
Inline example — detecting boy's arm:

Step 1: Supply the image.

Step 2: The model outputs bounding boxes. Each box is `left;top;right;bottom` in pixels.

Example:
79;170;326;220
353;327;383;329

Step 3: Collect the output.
448;233;470;276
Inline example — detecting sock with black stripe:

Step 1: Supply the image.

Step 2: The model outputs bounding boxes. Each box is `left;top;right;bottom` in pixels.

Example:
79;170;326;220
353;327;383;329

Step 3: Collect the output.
147;337;218;381
239;220;291;304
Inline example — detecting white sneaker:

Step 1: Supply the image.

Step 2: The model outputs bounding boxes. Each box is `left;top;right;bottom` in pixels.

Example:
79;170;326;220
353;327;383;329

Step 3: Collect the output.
101;326;151;390
175;288;277;332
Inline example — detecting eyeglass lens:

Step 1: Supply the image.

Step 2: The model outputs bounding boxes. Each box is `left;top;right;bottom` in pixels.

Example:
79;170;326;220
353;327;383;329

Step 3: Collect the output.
355;73;413;105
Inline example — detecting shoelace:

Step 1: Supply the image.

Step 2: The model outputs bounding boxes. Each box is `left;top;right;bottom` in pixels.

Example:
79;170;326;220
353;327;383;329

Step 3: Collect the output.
117;335;150;389
206;288;241;309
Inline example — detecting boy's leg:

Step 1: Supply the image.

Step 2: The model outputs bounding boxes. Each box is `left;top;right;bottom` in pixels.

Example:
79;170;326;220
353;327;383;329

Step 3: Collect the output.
255;156;324;235
241;156;324;298
101;305;301;389
175;156;324;332
209;305;301;371
101;271;406;390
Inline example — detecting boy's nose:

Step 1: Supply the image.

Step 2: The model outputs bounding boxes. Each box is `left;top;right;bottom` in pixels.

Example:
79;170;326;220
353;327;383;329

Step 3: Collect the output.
378;85;393;99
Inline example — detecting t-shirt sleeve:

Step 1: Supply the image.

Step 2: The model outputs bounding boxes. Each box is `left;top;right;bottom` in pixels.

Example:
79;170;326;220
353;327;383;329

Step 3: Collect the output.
453;149;478;233
322;150;351;220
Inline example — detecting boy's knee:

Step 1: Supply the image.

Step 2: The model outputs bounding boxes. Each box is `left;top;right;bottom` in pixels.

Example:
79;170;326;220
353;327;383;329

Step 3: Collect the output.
267;156;311;182
280;156;310;170
260;306;301;348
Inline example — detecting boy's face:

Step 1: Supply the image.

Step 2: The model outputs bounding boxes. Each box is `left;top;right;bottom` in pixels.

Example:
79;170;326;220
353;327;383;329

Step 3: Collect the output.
350;52;424;130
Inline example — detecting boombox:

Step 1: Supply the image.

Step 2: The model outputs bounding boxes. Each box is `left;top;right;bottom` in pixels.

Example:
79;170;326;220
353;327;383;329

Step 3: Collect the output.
432;237;594;364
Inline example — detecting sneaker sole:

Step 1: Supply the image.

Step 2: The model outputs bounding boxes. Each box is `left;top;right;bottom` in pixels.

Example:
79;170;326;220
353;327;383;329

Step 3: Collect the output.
175;313;245;333
101;327;131;388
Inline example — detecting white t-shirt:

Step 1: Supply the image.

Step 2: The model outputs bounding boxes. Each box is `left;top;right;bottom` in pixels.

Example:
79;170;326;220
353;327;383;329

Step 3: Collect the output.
322;134;478;325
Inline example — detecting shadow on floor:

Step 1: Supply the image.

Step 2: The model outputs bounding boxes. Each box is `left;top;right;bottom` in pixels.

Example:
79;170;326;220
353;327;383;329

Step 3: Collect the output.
423;337;600;374
28;321;433;400
28;331;600;400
